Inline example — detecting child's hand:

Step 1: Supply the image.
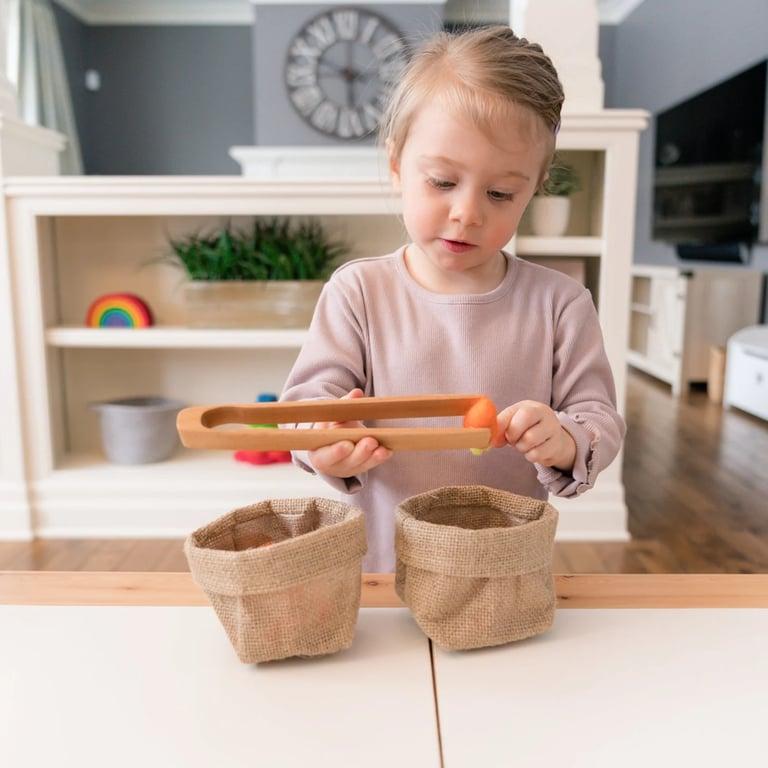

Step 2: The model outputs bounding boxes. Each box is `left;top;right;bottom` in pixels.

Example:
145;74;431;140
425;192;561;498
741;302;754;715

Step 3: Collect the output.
308;388;393;478
491;400;576;471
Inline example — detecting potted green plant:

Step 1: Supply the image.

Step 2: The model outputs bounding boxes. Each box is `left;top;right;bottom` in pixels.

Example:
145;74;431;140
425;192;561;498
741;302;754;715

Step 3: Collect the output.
530;161;581;237
166;218;348;328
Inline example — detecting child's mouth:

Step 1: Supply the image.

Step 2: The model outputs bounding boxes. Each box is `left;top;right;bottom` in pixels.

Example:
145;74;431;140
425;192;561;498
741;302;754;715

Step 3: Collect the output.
440;238;475;253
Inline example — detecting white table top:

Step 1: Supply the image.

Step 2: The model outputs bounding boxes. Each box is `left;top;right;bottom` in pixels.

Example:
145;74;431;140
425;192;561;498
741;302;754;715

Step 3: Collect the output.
434;608;768;768
4;574;768;768
0;605;439;768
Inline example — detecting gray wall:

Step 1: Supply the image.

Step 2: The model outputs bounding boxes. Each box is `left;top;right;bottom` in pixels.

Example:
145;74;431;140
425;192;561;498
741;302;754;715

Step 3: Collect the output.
53;3;615;174
53;1;88;155
607;0;767;318
54;3;444;171
53;4;254;174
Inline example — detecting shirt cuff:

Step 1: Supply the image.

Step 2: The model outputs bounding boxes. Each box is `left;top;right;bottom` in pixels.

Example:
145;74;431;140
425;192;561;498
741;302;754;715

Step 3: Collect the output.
535;411;600;497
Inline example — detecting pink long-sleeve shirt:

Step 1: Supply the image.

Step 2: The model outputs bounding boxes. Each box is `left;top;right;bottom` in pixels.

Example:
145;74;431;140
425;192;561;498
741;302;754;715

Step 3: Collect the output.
281;245;625;572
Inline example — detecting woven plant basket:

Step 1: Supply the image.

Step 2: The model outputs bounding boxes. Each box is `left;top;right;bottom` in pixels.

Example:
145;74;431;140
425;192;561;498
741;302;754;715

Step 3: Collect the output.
395;485;558;651
185;498;367;663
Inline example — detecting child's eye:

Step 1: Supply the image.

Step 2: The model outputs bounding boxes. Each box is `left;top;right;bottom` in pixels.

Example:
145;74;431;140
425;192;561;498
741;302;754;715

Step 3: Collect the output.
488;190;515;202
427;176;455;190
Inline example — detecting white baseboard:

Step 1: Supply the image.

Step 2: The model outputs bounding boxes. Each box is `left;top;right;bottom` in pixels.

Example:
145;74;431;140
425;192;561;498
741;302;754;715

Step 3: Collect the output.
549;481;629;540
30;477;629;541
0;482;33;539
32;472;334;538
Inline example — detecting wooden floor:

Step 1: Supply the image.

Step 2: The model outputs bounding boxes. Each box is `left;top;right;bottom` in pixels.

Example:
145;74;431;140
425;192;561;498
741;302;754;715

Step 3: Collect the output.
2;368;767;573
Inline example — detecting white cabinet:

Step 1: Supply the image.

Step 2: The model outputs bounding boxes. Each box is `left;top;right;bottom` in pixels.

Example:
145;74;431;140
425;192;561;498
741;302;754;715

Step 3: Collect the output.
0;110;648;542
724;325;768;421
627;265;763;396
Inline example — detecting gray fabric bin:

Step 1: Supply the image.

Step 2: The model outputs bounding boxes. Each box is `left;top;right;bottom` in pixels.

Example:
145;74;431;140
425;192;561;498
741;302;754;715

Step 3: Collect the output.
90;396;184;464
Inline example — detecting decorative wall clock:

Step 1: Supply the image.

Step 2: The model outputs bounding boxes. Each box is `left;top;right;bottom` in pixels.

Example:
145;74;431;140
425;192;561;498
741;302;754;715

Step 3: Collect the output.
284;7;409;140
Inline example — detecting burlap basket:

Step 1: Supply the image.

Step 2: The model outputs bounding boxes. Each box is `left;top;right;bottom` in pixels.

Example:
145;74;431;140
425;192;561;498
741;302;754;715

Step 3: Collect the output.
184;498;367;663
395;485;558;651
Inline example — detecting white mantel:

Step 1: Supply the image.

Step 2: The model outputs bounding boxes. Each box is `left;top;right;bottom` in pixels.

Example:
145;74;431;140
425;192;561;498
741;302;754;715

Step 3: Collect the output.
230;112;647;179
230;145;391;182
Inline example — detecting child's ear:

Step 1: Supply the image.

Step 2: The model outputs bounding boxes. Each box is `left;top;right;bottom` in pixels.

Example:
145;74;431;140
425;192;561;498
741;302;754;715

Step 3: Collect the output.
386;140;402;191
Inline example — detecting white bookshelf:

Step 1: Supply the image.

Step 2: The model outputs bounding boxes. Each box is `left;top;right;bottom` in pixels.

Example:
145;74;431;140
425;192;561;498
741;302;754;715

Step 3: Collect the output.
627;265;763;396
33;451;329;537
514;235;602;257
46;327;309;349
0;117;66;539
1;110;648;541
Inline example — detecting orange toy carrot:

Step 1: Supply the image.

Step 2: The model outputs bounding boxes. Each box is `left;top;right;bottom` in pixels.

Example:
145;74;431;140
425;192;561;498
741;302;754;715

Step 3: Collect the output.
463;396;499;455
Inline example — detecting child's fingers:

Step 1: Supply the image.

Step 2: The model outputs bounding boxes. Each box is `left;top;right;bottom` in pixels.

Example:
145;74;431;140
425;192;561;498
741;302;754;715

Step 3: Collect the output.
336;436;392;474
495;402;543;446
309;436;392;476
522;435;556;464
490;425;508;449
309;440;356;473
512;422;551;454
349;443;393;474
491;407;515;448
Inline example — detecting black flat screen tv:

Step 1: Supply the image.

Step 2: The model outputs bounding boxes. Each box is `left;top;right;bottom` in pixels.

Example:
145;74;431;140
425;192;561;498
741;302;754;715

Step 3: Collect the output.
652;59;768;262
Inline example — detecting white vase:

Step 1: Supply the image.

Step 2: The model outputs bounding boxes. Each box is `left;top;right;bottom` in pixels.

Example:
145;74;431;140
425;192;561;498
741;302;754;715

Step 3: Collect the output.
530;196;571;237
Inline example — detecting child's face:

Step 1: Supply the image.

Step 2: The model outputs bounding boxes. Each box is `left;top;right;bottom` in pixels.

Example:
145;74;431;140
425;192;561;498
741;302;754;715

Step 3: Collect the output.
389;101;549;284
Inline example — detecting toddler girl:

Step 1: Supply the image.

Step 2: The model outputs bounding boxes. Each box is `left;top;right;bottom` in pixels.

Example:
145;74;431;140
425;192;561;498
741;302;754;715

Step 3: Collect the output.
281;25;625;572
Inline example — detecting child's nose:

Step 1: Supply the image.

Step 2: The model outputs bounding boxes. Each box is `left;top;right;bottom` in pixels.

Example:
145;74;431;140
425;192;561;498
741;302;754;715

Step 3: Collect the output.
449;192;483;227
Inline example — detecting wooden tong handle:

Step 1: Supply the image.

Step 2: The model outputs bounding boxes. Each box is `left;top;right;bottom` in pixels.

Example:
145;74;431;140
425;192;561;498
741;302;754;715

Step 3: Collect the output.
177;394;491;452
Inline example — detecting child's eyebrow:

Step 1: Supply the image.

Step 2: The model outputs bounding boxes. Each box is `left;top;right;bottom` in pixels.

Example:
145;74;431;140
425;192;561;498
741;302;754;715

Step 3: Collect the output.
417;154;530;181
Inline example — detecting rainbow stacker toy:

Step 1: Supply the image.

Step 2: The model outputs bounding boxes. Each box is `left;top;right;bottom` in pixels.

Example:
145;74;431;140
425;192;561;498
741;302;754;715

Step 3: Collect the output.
85;293;153;328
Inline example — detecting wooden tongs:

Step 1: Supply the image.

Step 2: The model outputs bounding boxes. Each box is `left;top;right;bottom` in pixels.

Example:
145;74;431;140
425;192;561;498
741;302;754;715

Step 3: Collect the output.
177;394;492;452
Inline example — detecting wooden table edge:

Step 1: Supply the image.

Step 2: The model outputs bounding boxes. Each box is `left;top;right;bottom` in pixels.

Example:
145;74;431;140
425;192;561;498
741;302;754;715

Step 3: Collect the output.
2;572;768;607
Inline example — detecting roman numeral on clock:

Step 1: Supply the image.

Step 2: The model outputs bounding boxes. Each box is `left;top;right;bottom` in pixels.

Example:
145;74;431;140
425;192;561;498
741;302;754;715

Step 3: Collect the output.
286;64;317;88
290;86;323;116
289;37;322;61
306;16;337;49
337;107;366;138
333;10;359;41
311;101;339;133
358;17;379;45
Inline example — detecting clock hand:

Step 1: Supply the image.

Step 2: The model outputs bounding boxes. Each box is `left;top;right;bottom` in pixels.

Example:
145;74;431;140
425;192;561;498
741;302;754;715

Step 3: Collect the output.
352;67;380;86
346;41;354;106
318;61;344;76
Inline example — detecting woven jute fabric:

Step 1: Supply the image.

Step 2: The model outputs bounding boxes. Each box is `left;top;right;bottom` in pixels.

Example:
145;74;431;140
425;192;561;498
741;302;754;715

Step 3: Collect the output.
185;497;367;663
395;485;558;651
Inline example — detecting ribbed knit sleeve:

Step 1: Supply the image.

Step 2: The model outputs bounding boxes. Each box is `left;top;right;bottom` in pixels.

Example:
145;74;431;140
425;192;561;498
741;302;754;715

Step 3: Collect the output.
535;289;626;497
280;275;369;495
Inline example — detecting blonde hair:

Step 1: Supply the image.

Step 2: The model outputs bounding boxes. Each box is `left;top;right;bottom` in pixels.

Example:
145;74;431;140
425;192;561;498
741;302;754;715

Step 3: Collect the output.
378;25;564;183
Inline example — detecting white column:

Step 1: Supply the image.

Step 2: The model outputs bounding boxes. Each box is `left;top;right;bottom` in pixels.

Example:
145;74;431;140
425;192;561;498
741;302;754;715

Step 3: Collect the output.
0;0;28;538
0;0;19;116
510;0;604;113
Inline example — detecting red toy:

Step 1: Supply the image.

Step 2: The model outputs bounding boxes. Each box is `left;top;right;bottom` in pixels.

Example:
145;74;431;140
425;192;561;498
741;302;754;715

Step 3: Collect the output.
233;393;292;466
234;449;292;465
